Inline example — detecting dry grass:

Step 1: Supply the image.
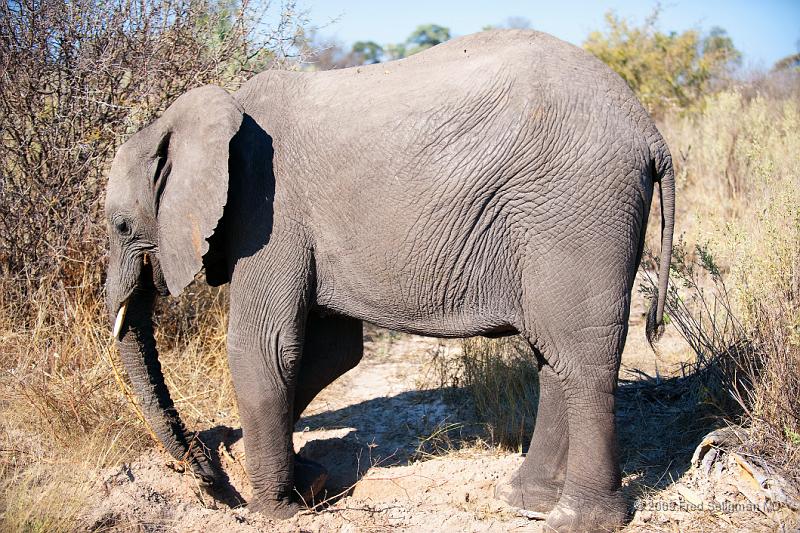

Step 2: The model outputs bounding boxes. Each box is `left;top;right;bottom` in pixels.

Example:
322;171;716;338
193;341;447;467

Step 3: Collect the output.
0;268;234;531
655;78;800;481
429;336;538;451
0;268;128;531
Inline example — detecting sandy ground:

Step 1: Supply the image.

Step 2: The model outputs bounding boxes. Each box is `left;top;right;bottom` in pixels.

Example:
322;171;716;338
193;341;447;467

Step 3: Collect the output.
80;281;797;532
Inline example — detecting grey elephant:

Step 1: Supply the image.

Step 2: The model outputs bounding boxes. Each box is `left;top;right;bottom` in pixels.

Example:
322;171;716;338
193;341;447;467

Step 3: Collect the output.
105;29;674;532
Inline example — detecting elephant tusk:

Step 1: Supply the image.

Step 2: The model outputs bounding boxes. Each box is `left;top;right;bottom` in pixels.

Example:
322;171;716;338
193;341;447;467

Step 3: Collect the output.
143;253;149;265
113;301;128;340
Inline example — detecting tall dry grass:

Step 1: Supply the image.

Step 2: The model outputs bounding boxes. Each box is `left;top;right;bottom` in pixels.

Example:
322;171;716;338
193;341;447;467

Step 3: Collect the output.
651;76;800;478
430;336;539;450
0;268;235;530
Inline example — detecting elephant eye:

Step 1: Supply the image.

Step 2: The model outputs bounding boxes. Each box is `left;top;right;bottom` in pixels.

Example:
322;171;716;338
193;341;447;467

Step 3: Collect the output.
114;218;132;236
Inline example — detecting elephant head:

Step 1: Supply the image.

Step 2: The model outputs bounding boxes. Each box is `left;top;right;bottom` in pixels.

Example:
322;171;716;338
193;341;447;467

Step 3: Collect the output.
104;85;243;484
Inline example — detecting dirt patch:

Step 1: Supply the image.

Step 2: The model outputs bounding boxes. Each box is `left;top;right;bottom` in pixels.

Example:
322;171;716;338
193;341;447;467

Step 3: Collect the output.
82;331;536;532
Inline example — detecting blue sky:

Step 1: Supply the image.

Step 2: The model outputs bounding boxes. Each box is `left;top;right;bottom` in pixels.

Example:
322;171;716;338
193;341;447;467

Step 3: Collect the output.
299;1;800;69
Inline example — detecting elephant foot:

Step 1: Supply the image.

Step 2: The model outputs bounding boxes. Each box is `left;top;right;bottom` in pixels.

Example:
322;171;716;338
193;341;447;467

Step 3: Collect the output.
294;454;328;505
247;456;327;518
495;470;562;513
545;492;628;533
248;496;300;519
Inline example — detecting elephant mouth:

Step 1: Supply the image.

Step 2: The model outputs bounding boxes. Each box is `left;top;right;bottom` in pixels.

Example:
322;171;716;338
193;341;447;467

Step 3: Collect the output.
112;253;153;340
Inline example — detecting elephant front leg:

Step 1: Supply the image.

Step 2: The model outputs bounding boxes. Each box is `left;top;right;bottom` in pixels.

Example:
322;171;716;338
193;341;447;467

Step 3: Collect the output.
227;327;304;518
226;252;311;519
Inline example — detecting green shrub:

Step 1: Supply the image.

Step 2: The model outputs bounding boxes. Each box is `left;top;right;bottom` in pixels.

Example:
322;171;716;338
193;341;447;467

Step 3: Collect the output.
583;8;740;116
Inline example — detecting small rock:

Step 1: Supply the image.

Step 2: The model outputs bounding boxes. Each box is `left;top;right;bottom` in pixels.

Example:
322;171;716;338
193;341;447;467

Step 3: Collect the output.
516;509;547;520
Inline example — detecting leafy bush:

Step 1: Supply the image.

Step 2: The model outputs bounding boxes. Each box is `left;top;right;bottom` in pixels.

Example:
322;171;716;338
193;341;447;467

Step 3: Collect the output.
583;8;740;116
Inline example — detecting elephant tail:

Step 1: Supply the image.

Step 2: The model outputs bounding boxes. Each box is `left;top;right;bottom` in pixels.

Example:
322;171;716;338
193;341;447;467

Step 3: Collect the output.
645;143;675;348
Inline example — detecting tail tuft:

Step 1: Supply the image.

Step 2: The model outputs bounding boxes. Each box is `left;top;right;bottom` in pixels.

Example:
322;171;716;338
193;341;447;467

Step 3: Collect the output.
645;292;665;350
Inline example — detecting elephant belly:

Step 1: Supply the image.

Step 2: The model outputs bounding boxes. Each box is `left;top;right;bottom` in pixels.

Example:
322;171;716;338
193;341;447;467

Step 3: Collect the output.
319;300;520;339
314;248;523;338
369;310;519;338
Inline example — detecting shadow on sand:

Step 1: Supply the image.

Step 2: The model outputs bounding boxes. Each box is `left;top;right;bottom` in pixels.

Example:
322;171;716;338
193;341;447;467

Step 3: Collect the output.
196;368;730;510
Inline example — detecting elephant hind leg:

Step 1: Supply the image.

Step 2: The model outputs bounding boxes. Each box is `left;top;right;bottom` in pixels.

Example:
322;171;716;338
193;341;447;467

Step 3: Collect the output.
291;311;363;504
512;256;632;532
541;329;628;533
496;349;567;513
293;311;364;422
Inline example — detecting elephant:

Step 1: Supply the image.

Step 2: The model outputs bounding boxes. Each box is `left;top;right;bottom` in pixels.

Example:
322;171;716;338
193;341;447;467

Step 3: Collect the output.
104;29;674;532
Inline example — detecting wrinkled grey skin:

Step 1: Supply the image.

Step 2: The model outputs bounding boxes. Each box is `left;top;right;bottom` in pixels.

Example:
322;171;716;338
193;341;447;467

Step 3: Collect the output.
105;30;674;533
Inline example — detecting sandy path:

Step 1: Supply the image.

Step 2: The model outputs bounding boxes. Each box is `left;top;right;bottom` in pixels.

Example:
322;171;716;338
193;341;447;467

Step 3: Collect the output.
84;330;542;532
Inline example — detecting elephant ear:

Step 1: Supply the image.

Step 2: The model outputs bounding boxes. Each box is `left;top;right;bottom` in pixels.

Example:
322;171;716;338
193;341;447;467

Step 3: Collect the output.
155;85;244;295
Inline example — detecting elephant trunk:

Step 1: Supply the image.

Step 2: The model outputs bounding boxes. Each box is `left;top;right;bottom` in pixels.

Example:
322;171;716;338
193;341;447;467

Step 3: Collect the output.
109;262;219;485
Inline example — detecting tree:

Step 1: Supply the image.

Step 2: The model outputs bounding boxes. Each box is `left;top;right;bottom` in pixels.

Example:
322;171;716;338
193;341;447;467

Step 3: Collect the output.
583;9;740;115
773;52;800;72
301;34;385;69
302;33;351;70
0;0;309;299
351;40;384;64
305;23;451;67
405;24;451;56
383;43;407;61
484;16;531;31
